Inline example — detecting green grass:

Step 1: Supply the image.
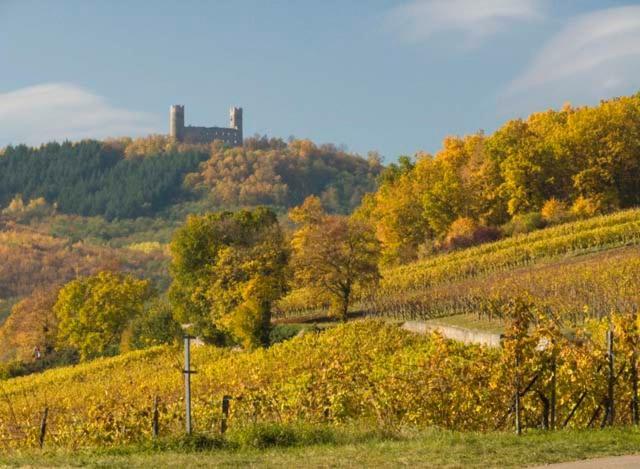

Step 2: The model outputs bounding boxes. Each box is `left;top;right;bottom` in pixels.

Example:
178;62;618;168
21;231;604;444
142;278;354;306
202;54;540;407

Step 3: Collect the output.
2;427;640;468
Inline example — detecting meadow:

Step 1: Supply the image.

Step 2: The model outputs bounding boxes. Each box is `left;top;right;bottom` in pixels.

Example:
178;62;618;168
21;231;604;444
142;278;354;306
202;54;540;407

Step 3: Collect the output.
3;427;640;468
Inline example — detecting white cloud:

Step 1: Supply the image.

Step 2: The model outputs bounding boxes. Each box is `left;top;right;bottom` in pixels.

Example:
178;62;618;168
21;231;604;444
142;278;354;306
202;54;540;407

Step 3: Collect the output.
509;6;640;95
386;0;543;45
0;83;160;146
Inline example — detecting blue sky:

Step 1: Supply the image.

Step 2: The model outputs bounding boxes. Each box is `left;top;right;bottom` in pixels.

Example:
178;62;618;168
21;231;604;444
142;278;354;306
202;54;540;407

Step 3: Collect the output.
1;0;640;161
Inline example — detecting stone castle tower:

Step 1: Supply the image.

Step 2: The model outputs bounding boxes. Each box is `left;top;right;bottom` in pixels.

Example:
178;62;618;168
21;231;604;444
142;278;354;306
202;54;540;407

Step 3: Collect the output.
169;105;243;146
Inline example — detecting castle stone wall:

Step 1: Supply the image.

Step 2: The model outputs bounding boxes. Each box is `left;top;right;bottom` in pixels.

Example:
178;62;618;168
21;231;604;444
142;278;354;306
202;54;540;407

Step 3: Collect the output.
183;126;242;146
169;105;243;146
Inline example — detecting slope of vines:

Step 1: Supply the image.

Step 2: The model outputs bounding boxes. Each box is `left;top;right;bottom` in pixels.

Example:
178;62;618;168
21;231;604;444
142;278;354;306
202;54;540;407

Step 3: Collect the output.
383;208;640;291
2;318;639;451
274;209;640;320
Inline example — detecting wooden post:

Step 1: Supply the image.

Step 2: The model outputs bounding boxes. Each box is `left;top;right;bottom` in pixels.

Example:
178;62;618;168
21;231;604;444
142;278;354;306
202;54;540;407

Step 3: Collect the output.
515;354;522;435
633;354;639;426
632;343;639;426
152;396;159;439
184;335;193;435
221;395;231;434
38;407;48;449
607;329;615;426
550;353;557;430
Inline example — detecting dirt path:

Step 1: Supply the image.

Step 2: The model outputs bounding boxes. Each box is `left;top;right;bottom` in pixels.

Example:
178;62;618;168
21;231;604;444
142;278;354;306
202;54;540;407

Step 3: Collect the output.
532;454;640;468
401;320;502;347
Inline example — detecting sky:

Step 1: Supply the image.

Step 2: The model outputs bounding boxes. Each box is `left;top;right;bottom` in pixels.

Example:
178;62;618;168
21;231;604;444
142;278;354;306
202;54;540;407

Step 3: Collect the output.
1;0;640;161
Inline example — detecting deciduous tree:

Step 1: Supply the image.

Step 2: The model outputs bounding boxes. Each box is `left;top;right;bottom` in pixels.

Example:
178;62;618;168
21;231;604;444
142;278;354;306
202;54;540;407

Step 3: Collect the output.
290;197;380;320
54;271;151;360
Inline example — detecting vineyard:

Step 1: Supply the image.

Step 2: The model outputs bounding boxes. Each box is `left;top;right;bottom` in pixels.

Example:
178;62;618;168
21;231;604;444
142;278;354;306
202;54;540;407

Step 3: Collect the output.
1;317;640;451
274;209;640;322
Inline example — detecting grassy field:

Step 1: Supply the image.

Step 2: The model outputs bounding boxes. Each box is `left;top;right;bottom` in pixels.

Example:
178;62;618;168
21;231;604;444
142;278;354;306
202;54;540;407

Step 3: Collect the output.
2;427;640;468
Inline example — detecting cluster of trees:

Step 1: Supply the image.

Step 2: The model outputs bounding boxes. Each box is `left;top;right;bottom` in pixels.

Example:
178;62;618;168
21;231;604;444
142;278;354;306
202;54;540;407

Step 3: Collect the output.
0;199;382;369
0;140;209;220
0;272;181;366
358;94;640;264
0;225;170;366
168;201;380;347
0;135;383;222
187;137;383;213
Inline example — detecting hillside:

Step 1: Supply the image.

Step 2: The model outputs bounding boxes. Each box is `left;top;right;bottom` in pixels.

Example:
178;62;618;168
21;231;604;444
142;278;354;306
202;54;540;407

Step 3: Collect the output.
358;93;640;265
1;319;637;451
0;135;381;363
275;208;640;322
0;136;382;221
0;223;169;362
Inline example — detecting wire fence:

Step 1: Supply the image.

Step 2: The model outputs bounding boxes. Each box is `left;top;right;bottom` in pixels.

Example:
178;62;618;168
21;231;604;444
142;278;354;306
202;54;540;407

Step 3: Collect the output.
1;327;640;451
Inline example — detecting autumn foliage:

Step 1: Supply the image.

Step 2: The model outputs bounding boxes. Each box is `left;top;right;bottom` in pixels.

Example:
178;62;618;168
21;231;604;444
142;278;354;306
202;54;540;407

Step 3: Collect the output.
359;94;640;263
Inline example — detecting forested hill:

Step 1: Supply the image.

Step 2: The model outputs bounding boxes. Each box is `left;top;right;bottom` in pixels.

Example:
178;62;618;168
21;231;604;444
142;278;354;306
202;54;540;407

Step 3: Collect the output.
358;93;640;264
0;140;209;220
0;136;383;220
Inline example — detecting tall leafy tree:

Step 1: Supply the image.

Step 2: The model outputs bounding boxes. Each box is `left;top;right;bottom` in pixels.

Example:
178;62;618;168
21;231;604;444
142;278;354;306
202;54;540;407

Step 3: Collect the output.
290;197;380;321
169;208;287;347
54;271;151;360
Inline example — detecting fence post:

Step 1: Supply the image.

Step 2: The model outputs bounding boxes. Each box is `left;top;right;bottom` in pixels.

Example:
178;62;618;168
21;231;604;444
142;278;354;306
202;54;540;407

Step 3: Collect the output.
550;353;557;430
38;407;48;449
221;395;231;434
607;328;615;426
152;396;159;439
184;335;193;435
633;350;639;425
515;354;522;435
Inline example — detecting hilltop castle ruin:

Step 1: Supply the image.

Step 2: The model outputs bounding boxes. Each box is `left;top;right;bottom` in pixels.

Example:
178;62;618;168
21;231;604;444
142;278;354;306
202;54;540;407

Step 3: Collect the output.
169;105;243;146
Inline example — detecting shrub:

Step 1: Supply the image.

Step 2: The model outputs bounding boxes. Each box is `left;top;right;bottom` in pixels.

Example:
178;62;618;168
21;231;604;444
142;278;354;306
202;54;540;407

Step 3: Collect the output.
541;198;571;225
128;298;183;350
0;349;78;380
443;217;500;250
571;196;605;219
229;423;337;449
268;324;306;345
502;212;545;236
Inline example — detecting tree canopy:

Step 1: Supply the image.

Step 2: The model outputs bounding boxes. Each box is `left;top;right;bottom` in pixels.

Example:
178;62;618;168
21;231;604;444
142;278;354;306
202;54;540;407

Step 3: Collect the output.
169;207;288;347
290;196;380;320
187;137;383;213
359;94;640;264
54;271;152;360
0;140;209;220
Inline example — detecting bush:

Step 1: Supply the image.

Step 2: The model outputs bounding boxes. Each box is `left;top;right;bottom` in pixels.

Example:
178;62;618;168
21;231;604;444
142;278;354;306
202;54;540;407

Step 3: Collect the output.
228;423;337;449
443;217;501;250
0;349;79;380
144;433;227;452
268;324;306;345
541;198;571;225
571;196;606;219
128;298;183;350
502;212;545;236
